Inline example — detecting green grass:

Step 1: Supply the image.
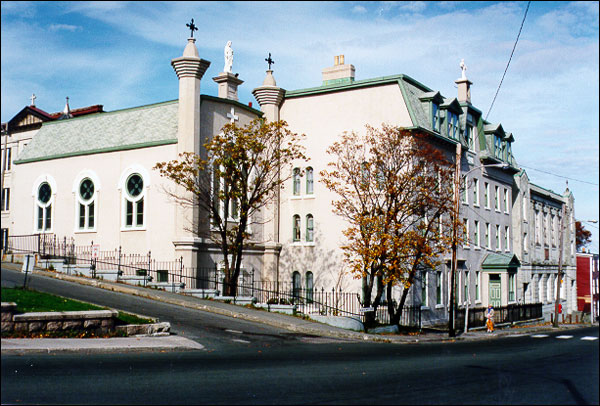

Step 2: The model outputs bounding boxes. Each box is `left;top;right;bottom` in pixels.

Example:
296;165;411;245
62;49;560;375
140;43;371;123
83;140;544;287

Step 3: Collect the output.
1;287;153;324
1;287;105;312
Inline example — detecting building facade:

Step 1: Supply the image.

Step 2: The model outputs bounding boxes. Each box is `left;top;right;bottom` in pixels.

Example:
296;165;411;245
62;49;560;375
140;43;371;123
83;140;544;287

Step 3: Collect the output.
3;34;578;323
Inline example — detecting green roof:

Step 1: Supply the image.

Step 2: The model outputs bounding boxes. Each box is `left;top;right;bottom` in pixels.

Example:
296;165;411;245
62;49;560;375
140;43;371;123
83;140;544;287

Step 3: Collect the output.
481;253;521;269
16;100;179;164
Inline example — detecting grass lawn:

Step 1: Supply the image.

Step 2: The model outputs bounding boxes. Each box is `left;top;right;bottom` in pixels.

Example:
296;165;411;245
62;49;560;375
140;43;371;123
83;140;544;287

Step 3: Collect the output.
1;287;154;324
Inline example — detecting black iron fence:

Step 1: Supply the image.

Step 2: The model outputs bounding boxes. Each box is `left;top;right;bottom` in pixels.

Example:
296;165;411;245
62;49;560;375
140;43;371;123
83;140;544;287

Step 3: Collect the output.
455;303;543;330
4;233;422;327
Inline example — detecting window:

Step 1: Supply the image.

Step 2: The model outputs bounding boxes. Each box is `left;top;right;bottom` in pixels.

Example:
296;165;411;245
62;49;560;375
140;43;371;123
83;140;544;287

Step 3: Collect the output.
496;224;501;251
551;214;556;247
421;271;428;307
36;182;52;231
77;178;96;230
124;173;144;228
509;273;515;302
1;188;9;211
292;271;301;300
484;182;490;209
461;185;468;204
474;220;480;248
292;215;301;242
475;271;481;301
2;147;11;171
504;188;510;213
466;113;475;149
485;223;491;249
464;271;470;304
436;271;442;305
306;271;314;302
535;209;540;244
494;135;502;159
157;270;169;283
293;168;301;196
305;214;314;242
523;198;527;221
463;218;469;247
473;178;479;206
305;167;314;195
447;111;458;139
505;226;510;251
523;232;528;253
494;186;500;211
432;103;440;132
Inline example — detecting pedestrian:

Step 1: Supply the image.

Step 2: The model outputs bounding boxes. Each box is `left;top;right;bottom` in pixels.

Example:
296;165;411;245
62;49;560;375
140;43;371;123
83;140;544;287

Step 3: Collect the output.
486;305;495;333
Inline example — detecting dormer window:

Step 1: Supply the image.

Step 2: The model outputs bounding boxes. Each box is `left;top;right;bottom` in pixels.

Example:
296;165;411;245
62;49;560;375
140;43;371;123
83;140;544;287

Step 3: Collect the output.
466;113;475;149
432;103;440;132
494;135;502;159
447;111;459;139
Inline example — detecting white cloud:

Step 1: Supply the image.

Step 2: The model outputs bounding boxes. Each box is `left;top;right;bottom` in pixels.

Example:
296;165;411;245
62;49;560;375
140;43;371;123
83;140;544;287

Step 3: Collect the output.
48;24;82;32
351;5;367;14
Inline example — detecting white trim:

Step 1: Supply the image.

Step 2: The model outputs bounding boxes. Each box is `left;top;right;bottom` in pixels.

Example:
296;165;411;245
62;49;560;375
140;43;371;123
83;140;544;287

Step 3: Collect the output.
72;170;101;233
32;174;57;233
118;166;150;231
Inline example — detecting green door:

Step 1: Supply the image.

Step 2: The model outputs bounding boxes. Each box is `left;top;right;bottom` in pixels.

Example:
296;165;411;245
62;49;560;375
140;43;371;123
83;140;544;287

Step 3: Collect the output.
489;274;501;307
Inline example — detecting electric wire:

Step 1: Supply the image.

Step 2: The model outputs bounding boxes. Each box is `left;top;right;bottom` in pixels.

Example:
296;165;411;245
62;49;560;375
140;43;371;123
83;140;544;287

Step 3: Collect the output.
485;1;531;121
519;164;599;187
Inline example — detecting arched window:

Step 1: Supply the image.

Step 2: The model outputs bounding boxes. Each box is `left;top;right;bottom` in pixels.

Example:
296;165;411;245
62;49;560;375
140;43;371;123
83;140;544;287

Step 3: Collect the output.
77;178;96;230
292;215;301;242
305;167;314;195
305;271;314;302
292;271;301;300
36;182;53;231
292;168;301;196
305;214;314;242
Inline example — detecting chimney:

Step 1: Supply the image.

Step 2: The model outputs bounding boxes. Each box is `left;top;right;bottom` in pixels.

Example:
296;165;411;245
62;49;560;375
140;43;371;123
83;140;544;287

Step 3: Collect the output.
455;58;472;103
322;54;355;86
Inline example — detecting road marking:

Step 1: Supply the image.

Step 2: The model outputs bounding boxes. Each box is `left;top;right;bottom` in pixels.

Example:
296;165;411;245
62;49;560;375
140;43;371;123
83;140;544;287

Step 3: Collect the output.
531;334;549;338
581;336;598;341
556;335;573;339
225;329;243;334
231;339;251;344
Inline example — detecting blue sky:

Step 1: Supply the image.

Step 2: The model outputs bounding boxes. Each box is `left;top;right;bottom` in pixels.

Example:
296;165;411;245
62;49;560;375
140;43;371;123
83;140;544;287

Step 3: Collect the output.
2;1;599;251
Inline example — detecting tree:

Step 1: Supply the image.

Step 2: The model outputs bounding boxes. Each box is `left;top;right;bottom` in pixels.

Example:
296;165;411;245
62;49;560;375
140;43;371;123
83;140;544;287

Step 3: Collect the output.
320;125;456;327
576;221;592;251
154;119;306;296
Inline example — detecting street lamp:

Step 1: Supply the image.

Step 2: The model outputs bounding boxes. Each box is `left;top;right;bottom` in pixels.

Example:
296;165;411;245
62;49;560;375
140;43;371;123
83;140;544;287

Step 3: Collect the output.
449;158;509;337
554;217;598;328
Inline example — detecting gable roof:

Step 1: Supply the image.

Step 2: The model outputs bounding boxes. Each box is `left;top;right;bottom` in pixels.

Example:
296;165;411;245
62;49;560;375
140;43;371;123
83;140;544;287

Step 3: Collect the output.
481;253;521;269
15;100;178;164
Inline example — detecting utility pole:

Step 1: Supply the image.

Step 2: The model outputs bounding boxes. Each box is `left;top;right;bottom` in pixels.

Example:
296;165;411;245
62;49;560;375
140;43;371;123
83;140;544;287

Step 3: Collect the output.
449;142;462;337
553;202;567;327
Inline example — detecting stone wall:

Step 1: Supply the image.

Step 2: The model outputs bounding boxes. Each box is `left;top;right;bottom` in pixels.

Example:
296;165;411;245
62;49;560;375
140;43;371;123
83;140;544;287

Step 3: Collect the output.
1;302;116;335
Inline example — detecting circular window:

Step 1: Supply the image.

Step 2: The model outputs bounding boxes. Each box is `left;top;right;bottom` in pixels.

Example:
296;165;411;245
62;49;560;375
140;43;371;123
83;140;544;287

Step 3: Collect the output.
79;178;94;201
126;174;144;198
38;182;52;204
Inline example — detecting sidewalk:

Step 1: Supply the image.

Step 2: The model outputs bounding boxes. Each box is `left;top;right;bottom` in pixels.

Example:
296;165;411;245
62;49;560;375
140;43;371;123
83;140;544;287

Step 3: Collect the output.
1;261;593;353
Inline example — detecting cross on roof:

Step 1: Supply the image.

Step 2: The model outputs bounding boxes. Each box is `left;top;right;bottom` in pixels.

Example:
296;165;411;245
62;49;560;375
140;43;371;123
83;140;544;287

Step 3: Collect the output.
186;18;198;38
227;107;239;123
30;93;36;106
265;53;274;70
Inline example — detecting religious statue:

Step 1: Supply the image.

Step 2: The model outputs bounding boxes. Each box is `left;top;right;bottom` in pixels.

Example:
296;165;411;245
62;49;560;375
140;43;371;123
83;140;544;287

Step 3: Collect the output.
460;58;467;79
224;41;233;73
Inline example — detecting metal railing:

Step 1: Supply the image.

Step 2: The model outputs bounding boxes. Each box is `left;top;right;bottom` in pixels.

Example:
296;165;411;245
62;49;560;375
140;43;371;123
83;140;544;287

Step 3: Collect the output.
454;303;543;330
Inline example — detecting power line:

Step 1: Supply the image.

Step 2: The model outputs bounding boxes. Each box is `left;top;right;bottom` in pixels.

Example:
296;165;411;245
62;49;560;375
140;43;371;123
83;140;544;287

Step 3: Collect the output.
519;164;599;187
485;1;531;121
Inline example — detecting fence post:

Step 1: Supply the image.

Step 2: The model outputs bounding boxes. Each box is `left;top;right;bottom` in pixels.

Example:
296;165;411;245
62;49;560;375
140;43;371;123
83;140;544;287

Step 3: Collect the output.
179;256;183;285
146;251;151;287
251;268;255;297
117;246;122;281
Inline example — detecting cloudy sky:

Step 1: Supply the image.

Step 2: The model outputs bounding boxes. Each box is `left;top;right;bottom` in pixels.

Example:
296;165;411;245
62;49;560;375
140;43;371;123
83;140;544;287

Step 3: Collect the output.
2;1;598;250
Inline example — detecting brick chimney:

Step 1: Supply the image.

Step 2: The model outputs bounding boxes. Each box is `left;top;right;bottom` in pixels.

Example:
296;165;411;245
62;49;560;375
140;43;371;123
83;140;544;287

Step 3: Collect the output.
322;55;355;86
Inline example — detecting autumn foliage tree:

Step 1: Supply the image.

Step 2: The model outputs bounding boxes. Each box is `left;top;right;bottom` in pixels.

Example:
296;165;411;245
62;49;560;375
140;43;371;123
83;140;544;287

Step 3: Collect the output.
576;221;592;251
320;125;456;327
154;119;306;296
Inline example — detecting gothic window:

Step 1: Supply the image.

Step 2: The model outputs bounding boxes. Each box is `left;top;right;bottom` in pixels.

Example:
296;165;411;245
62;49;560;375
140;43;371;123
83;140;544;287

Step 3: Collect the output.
293;168;301;196
292;271;301;300
306;271;314;303
292;215;301;242
306;167;314;195
305;214;314;242
36;182;52;231
78;178;96;230
124;173;144;228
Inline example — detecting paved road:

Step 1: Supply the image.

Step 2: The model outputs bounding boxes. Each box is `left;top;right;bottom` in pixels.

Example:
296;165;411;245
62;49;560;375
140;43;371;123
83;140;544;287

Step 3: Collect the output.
2;327;598;404
2;267;343;351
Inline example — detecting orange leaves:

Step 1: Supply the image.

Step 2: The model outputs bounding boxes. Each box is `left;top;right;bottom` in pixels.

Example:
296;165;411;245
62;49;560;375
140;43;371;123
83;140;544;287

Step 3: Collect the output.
321;125;455;297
